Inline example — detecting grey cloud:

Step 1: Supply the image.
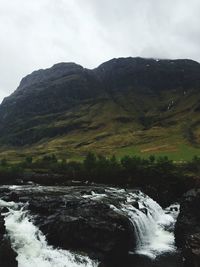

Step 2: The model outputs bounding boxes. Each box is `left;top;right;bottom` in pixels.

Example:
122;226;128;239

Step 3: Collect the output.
0;0;200;102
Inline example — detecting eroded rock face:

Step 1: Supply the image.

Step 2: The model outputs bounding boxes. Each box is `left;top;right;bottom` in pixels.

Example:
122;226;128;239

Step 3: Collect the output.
175;188;200;267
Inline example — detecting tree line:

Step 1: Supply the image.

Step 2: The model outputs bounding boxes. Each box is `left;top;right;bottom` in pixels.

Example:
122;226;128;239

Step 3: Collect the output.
1;153;200;183
0;153;199;204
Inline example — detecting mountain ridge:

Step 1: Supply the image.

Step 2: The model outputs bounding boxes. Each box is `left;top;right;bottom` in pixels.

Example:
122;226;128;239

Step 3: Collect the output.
0;57;200;160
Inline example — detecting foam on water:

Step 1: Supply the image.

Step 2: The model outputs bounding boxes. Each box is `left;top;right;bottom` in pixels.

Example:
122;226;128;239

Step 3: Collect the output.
83;188;179;258
0;187;179;264
119;191;179;258
2;203;97;267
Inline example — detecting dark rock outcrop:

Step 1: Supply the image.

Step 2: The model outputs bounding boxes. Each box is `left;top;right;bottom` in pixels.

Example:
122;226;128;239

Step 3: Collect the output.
0;186;136;267
175;188;200;267
34;198;133;267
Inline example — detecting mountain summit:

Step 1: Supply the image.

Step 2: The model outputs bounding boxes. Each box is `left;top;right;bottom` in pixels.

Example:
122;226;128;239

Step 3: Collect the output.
0;57;200;159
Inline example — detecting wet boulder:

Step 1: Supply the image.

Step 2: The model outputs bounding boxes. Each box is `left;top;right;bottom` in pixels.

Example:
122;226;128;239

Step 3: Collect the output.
1;186;138;266
175;188;200;267
29;195;134;267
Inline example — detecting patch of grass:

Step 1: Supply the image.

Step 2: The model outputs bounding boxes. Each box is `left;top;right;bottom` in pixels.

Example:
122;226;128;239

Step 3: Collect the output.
0;89;200;162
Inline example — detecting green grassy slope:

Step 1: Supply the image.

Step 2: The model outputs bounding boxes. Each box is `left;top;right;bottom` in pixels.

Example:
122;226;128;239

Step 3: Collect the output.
0;89;200;162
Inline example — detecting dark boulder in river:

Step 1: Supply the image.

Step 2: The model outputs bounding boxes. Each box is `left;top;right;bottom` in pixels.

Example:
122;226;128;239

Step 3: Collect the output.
29;195;133;266
1;186;134;266
175;188;200;267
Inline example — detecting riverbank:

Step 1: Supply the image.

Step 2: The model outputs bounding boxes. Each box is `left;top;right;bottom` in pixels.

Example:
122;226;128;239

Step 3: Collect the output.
0;154;199;206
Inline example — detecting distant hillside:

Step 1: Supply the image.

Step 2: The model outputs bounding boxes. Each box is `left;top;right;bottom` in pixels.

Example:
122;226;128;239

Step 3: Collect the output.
0;57;200;160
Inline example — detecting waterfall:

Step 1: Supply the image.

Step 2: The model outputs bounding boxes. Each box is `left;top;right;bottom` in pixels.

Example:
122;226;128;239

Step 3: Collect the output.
1;200;98;267
84;187;179;259
113;191;179;258
0;186;179;266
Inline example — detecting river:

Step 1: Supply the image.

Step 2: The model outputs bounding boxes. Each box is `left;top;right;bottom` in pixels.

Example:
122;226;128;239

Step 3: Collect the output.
0;185;182;267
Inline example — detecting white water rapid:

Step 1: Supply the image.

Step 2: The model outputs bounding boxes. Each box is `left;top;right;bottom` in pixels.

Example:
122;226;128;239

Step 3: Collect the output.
107;189;180;258
83;187;179;259
0;186;179;266
0;200;98;267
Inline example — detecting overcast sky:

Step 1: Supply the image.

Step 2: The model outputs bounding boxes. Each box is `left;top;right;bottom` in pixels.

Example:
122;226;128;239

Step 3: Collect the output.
0;0;200;102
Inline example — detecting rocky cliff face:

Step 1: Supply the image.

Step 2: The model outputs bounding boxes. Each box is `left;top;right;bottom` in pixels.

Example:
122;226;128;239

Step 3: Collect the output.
175;188;200;267
95;57;200;93
0;57;200;157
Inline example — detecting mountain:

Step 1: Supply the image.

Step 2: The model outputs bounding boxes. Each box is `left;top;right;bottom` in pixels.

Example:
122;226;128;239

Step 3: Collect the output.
0;57;200;160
